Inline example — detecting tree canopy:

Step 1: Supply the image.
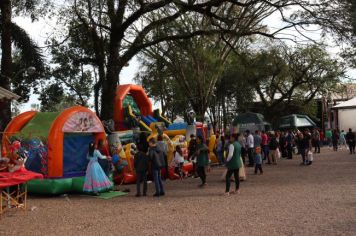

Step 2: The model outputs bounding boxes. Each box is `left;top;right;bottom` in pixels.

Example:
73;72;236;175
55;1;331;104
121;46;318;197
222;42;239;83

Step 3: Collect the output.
46;0;353;121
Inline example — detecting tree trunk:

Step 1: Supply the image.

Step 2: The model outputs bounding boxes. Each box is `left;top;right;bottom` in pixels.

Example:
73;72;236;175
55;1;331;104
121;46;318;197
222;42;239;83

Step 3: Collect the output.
100;37;120;121
0;0;13;131
222;96;227;130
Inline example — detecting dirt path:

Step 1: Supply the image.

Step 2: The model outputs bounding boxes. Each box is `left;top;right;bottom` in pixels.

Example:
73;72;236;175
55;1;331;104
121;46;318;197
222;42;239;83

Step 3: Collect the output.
1;147;356;236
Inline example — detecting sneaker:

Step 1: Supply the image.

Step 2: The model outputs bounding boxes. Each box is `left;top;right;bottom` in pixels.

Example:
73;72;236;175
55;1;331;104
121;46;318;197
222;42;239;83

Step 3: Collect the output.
135;193;141;197
160;192;165;196
153;193;160;197
143;193;147;197
224;192;230;196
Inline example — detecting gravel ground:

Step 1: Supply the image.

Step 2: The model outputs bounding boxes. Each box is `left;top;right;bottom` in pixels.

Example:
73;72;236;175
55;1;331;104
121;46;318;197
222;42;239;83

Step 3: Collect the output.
1;147;356;236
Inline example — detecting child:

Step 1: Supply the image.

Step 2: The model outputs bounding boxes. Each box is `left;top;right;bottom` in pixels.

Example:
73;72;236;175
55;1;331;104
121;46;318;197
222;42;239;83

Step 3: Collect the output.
173;145;185;179
134;143;149;197
83;142;112;195
254;146;263;175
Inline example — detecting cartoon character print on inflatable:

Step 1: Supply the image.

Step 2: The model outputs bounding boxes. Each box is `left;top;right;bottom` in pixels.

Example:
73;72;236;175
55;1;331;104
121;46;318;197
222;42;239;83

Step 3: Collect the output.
23;138;48;177
1;140;27;173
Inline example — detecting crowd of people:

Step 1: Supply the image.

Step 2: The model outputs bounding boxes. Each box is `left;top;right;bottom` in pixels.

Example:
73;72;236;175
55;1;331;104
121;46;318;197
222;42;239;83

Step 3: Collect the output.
82;127;356;197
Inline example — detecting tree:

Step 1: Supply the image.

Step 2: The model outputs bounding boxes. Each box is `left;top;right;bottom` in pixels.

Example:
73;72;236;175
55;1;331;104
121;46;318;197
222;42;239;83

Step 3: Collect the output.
49;0;352;122
0;0;47;130
135;56;190;121
211;54;256;129
39;83;81;112
245;45;345;124
49;40;93;107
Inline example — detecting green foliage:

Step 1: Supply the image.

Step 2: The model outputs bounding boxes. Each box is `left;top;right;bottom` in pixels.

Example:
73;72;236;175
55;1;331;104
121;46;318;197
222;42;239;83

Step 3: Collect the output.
49;37;93;107
38;83;78;112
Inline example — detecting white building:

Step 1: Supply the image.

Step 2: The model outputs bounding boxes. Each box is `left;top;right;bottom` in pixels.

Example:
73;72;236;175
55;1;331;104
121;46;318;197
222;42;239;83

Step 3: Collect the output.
332;97;356;132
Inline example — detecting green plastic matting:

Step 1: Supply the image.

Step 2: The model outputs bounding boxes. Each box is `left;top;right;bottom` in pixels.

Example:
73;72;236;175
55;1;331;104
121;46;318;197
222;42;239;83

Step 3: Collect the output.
94;191;128;199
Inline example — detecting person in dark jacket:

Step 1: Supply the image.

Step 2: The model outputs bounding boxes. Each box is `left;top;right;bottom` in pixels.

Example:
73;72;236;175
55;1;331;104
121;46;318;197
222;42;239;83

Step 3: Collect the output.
188;134;198;177
148;138;165;197
134;143;149;197
268;134;279;165
346;128;355;154
331;129;339;151
296;132;310;165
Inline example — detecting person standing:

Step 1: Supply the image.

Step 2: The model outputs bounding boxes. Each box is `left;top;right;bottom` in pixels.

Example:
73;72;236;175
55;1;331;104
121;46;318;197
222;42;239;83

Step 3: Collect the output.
224;133;243;196
83;142;113;195
325;129;332;148
157;135;168;179
188;134;198;177
296;132;307;165
261;131;269;161
196;135;209;187
339;130;347;150
286;130;294;159
312;128;321;153
254;146;263;175
148;138;166;197
238;134;247;165
246;130;254;167
268;133;279;165
346;128;355;154
332;129;339;151
279;131;287;158
216;135;225;165
134;144;149;197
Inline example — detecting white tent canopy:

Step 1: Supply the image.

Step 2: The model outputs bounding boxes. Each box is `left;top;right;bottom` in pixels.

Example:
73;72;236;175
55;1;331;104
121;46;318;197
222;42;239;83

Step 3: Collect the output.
333;97;356;109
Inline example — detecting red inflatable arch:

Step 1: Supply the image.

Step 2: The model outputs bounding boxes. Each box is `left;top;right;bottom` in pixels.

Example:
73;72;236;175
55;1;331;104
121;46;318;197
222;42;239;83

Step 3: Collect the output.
114;84;153;130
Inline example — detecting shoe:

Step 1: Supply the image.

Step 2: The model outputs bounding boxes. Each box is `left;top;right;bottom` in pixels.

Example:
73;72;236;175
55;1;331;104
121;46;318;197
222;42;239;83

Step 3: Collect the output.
224;192;230;196
260;172;263;175
153;193;160;197
143;193;147;197
254;172;257;175
160;192;165;196
135;193;141;197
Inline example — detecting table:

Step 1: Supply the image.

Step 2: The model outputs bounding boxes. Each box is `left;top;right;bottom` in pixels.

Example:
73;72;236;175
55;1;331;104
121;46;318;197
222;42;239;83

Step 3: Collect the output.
1;184;27;216
0;168;43;217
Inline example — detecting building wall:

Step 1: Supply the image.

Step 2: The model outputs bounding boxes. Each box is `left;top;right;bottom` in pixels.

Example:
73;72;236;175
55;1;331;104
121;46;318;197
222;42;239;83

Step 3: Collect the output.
338;109;356;131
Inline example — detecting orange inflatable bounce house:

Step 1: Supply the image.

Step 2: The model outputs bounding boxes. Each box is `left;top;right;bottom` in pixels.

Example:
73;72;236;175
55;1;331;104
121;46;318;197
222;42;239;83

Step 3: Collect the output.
2;106;108;194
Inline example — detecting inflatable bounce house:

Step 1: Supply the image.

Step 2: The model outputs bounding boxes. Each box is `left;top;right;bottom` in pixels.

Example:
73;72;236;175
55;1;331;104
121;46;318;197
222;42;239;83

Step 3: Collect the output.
2;106;109;194
110;84;218;184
